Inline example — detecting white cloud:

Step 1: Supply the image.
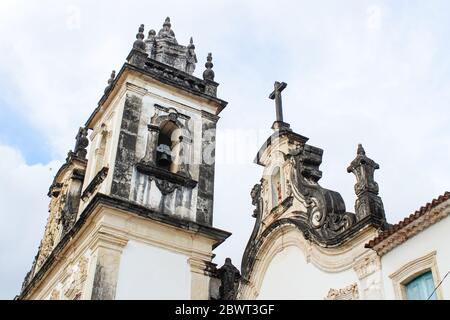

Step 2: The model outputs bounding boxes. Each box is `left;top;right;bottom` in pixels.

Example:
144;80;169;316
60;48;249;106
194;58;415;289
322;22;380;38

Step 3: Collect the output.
0;145;60;299
367;5;383;31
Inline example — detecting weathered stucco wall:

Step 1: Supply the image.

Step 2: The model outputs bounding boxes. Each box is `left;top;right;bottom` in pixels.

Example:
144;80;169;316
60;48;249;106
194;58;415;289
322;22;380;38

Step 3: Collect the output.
381;217;450;300
115;240;191;299
258;245;358;299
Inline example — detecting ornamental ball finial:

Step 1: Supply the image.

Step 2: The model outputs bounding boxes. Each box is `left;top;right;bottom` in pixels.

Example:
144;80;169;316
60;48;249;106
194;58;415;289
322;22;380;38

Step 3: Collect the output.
104;70;116;93
203;53;215;81
133;24;146;51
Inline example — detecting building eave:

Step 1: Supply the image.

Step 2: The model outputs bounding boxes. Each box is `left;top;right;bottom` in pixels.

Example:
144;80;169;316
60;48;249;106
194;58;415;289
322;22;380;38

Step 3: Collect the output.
365;191;450;256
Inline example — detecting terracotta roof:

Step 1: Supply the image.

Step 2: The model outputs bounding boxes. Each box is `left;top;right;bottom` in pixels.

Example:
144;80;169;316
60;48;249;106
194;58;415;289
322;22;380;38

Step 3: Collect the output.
365;191;450;255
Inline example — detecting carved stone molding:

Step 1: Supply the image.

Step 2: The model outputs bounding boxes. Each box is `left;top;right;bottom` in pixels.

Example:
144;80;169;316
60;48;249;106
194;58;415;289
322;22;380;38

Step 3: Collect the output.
152;177;181;195
326;283;359;300
81;167;109;201
354;253;381;280
63;256;90;300
50;289;60;300
136;162;197;189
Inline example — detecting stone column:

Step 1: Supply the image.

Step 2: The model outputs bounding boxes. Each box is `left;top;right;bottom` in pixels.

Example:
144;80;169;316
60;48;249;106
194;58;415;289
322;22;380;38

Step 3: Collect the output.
87;230;128;300
188;257;210;300
142;124;160;165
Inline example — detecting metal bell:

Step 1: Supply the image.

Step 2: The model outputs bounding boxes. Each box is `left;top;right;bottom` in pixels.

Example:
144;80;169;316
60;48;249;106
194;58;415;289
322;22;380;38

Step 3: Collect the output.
157;144;172;166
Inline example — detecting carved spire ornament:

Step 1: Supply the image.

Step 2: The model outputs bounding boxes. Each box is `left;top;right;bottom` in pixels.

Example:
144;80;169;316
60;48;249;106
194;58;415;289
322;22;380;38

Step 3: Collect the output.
128;24;149;68
104;70;116;93
347;144;386;226
157;17;177;44
145;29;156;58
203;53;215;81
74;127;89;159
185;37;197;75
133;24;146;51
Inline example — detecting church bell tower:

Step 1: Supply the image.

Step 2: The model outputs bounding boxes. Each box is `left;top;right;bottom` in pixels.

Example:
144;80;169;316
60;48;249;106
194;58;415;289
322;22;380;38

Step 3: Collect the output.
19;18;231;300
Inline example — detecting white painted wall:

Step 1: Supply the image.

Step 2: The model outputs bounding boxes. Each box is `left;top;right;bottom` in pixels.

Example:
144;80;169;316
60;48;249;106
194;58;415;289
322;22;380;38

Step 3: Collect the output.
115;240;191;300
381;217;450;300
258;246;359;300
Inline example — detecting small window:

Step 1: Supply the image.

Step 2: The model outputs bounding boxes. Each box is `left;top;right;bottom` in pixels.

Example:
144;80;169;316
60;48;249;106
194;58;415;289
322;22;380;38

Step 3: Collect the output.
405;271;436;300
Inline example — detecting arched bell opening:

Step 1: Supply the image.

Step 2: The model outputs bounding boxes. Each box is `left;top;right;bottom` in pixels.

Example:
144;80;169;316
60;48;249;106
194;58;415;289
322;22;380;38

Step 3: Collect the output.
156;120;181;173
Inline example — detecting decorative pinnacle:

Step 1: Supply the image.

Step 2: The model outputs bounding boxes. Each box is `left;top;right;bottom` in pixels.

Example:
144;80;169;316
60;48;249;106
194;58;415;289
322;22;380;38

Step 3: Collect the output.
188;36;195;49
108;70;116;85
203;53;215;81
104;70;116;93
163;17;171;27
357;144;366;156
147;29;156;39
133;24;146;51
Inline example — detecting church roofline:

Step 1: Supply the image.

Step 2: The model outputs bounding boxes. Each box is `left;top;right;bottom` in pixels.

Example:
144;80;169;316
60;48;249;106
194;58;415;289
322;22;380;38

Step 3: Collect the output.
19;193;231;299
365;191;450;256
85;59;228;129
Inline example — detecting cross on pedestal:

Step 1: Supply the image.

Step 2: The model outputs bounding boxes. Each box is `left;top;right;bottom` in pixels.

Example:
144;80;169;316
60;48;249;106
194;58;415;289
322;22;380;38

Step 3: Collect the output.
269;81;290;130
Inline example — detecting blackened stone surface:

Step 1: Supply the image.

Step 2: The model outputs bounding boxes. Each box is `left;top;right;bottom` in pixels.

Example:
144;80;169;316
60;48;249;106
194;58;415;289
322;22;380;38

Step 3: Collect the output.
111;94;143;199
91;264;116;300
196;118;217;226
347;144;387;228
217;258;241;300
60;177;84;236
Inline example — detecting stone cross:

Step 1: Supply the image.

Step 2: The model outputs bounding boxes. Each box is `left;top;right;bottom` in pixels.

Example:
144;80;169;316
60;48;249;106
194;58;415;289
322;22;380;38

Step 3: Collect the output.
269;81;287;123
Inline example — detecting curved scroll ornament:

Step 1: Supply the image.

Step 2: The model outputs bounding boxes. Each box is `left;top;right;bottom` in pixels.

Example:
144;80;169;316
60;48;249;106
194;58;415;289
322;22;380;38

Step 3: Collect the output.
287;144;356;245
241;182;264;280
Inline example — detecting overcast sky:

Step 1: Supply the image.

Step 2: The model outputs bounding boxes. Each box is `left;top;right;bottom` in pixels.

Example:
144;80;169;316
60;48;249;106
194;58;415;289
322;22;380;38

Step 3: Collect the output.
1;0;449;299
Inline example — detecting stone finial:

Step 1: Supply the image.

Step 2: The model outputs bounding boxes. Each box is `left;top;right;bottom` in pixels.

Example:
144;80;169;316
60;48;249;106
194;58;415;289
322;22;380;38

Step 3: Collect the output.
104;70;116;93
217;258;241;300
357;143;366;156
185;37;197;75
157;17;177;44
347;144;379;195
147;29;156;40
133;24;146;51
164;16;171;27
203;53;215;81
347;144;386;225
128;24;149;68
145;29;156;58
74;127;89;159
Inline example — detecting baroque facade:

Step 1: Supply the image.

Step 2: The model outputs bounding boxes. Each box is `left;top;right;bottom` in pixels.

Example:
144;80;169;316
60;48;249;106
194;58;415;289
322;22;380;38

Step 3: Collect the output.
19;18;449;300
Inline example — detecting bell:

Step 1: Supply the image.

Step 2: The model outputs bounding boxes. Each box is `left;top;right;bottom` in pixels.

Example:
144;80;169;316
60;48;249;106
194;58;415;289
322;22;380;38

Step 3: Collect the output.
156;144;172;167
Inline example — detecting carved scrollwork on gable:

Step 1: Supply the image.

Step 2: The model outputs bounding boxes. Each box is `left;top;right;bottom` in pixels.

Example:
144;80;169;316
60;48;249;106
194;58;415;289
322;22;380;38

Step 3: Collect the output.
283;144;356;245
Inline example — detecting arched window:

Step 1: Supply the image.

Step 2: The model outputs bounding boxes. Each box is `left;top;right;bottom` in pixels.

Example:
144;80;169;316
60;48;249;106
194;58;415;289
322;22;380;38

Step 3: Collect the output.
271;167;283;208
156;120;180;173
